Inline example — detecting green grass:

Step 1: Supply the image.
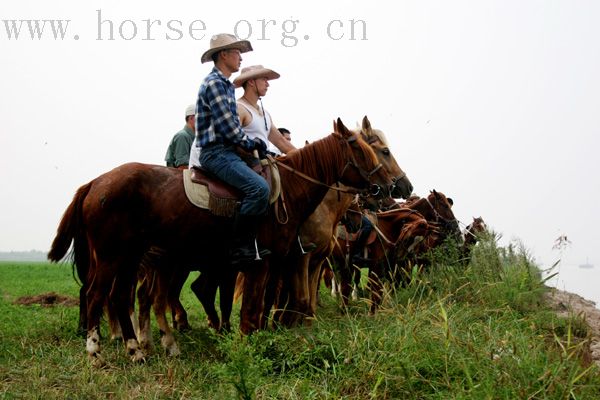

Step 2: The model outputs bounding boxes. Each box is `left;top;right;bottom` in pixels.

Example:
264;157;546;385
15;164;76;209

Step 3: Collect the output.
1;236;599;399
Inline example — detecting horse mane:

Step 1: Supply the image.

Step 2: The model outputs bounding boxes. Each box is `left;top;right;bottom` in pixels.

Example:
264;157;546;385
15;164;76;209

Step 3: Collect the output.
352;122;390;146
281;131;379;183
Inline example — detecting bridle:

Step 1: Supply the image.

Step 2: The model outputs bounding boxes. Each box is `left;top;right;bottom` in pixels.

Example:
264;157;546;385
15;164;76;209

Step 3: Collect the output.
425;195;458;234
362;133;407;199
273;134;385;197
339;135;385;197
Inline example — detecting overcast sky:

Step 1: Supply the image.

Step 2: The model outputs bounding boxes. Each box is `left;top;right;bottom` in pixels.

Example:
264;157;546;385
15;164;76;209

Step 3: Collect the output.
2;1;599;279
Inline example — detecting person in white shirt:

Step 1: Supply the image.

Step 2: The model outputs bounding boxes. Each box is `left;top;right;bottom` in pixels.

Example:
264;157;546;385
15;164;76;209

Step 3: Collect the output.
233;65;296;155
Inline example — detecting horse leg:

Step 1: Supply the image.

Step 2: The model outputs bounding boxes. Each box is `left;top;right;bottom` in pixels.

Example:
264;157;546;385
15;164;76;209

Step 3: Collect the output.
136;272;154;352
351;263;362;300
281;254;310;328
78;285;87;336
85;266;109;367
262;256;284;329
109;266;146;363
338;257;353;308
307;257;327;322
218;268;237;332
152;271;180;357
190;272;221;330
272;266;289;327
240;259;270;334
106;300;123;341
170;269;191;331
368;262;384;315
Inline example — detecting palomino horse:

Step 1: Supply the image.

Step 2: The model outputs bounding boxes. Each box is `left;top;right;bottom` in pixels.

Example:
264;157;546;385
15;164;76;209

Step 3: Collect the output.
461;216;487;264
48;118;394;364
269;117;413;327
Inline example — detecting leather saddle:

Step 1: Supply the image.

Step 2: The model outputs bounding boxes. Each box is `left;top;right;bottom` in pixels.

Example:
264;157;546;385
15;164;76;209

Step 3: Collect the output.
190;160;274;202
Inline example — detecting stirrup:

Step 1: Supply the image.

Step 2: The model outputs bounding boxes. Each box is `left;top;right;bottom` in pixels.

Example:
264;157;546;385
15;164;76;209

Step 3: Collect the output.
297;236;317;254
253;239;271;260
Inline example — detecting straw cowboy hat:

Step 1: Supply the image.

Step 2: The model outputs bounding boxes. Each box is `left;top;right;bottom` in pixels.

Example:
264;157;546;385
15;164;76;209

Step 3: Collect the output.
201;33;253;63
233;65;280;88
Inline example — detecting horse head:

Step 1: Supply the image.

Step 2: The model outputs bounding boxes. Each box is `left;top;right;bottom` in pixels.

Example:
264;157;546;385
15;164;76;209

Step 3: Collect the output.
465;216;487;238
333;118;393;200
428;190;460;239
358;116;413;200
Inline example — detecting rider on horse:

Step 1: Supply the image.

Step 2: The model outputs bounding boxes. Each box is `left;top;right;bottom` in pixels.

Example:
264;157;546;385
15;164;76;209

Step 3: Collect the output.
190;33;270;265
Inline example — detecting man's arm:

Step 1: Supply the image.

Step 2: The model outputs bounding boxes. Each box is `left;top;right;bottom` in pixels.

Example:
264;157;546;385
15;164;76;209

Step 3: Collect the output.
268;118;296;154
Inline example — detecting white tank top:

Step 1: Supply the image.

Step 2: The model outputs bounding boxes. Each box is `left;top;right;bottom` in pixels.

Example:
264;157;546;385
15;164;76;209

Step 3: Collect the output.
238;99;272;145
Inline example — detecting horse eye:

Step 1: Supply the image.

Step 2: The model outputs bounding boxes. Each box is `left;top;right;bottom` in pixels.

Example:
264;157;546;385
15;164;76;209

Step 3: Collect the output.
382;148;390;156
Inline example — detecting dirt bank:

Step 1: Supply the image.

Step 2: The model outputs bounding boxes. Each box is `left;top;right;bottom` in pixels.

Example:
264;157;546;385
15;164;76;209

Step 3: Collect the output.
545;288;600;367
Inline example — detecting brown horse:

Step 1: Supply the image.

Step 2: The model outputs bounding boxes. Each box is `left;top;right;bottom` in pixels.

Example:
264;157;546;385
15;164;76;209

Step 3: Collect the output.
390;190;460;247
330;190;460;311
48;118;395;364
330;206;431;313
461;216;487;264
268;117;413;327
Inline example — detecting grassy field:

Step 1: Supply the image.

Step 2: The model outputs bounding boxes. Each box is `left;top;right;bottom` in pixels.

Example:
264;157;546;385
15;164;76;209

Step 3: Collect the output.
1;236;599;399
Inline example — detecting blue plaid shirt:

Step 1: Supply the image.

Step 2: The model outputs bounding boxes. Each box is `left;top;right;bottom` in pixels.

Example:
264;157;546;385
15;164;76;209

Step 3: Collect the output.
195;67;252;149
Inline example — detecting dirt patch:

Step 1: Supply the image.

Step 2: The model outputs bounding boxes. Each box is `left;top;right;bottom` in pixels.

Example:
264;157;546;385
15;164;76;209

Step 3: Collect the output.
14;292;79;307
545;287;600;367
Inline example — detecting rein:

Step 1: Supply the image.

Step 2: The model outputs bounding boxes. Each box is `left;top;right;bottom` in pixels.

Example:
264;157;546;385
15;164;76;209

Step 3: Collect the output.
273;159;361;194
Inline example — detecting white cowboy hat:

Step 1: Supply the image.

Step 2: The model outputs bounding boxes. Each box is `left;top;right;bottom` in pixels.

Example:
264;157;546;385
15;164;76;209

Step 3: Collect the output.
233;65;280;88
201;33;253;64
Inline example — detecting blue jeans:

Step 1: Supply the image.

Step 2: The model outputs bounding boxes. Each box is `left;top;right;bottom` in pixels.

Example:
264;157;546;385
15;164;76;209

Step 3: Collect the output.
199;143;269;216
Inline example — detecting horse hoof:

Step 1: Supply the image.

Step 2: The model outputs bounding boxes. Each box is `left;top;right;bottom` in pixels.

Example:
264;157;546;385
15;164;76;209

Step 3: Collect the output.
130;350;146;363
166;344;180;357
139;340;153;352
89;353;106;368
176;321;191;332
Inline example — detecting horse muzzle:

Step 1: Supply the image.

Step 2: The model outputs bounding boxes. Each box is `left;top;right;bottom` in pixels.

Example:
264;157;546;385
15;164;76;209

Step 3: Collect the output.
390;176;414;199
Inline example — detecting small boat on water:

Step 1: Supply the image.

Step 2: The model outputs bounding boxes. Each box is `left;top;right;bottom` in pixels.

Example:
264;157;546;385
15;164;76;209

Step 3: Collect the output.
579;258;594;269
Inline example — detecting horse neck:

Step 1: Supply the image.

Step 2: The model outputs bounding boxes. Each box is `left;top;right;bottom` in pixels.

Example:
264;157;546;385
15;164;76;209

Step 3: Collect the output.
405;198;436;221
376;209;422;243
323;190;356;228
279;135;354;222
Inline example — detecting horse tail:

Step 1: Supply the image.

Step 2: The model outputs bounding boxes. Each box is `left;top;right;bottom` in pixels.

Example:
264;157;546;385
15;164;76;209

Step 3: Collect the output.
233;272;245;304
48;181;92;285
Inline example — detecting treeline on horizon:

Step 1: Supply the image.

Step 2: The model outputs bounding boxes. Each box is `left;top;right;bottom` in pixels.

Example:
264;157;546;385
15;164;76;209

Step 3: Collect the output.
0;250;48;262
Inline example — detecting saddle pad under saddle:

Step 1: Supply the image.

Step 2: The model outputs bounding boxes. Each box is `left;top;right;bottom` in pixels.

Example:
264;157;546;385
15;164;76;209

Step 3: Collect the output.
182;160;281;213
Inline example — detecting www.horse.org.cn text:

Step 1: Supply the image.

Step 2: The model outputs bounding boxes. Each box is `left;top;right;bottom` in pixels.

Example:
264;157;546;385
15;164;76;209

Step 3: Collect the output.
1;9;368;45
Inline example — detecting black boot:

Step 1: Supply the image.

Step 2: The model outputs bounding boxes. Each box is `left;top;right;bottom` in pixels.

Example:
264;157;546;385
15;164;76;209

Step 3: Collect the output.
230;214;271;266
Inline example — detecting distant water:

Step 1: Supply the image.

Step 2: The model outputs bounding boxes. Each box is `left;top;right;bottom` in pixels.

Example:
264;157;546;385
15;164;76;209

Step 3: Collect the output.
543;264;600;310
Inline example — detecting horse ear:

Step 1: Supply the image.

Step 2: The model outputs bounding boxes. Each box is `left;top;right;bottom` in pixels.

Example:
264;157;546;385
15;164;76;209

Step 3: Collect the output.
336;118;352;139
361;115;372;134
447;197;453;206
